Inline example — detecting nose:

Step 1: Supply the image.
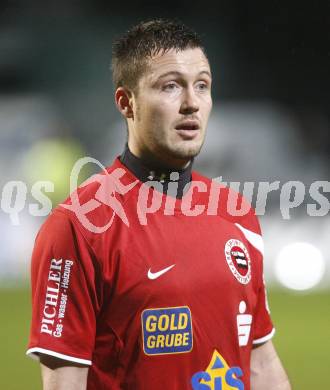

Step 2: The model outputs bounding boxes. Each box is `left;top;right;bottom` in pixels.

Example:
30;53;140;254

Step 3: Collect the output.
179;87;199;115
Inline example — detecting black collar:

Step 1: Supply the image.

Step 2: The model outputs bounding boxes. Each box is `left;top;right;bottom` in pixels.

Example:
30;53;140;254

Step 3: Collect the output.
120;145;193;199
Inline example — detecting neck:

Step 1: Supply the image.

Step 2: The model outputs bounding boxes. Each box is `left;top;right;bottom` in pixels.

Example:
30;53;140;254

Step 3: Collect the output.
128;142;191;171
120;144;193;199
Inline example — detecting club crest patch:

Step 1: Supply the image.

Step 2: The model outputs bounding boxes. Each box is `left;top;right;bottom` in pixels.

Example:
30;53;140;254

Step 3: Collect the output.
224;239;251;284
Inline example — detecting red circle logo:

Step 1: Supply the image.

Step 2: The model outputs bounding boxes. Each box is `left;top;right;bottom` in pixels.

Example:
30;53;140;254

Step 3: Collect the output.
224;239;251;284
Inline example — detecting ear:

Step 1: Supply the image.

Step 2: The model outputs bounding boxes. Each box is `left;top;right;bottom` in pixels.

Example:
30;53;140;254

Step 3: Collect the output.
115;87;134;119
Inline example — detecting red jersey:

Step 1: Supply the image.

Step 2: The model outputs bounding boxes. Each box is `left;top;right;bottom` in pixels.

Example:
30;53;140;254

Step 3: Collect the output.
27;157;274;389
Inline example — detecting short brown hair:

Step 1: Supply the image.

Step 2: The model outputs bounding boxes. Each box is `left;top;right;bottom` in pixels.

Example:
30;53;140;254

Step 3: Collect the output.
111;19;206;92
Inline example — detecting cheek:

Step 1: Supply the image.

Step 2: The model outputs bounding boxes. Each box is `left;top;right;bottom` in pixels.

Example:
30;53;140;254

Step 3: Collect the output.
136;102;157;126
200;97;213;118
148;101;177;124
136;91;180;128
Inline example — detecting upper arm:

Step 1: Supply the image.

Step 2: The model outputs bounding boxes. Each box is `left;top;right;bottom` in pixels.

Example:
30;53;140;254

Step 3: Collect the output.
251;340;291;390
40;354;89;390
27;211;99;373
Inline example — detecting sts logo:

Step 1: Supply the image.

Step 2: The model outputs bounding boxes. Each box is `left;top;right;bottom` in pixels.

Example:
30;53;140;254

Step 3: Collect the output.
191;350;244;390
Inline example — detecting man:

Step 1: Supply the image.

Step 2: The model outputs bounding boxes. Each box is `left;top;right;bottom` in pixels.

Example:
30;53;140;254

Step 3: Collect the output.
27;19;291;389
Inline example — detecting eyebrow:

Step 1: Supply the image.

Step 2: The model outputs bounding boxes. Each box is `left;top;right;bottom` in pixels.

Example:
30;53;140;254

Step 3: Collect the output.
156;70;212;81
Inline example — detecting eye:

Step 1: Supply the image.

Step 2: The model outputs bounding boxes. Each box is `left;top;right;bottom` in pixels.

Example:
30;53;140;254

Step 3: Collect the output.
195;81;209;91
163;82;179;91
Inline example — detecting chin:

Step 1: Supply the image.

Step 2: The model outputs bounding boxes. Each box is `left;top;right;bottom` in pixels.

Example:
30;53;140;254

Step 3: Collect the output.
168;142;203;160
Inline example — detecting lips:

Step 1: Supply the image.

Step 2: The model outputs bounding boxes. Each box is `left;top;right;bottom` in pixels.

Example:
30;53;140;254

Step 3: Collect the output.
174;120;200;140
175;121;200;131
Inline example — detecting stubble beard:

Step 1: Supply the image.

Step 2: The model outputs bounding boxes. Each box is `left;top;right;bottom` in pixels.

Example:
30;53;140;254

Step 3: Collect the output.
135;107;206;163
157;135;205;162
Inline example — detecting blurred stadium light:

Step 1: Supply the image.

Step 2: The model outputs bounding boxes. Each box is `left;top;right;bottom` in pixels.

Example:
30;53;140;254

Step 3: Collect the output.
0;95;88;285
275;242;325;290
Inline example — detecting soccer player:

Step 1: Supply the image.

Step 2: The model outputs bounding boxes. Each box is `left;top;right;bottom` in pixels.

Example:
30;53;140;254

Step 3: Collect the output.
27;19;291;389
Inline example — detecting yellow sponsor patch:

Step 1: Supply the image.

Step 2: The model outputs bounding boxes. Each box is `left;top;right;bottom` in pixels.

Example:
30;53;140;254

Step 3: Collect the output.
141;306;193;355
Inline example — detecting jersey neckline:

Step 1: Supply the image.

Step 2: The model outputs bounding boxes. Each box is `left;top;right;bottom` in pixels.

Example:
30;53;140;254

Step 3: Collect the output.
112;156;206;214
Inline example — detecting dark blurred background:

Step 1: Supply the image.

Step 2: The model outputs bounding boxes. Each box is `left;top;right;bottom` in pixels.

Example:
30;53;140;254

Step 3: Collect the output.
0;1;329;388
1;0;329;157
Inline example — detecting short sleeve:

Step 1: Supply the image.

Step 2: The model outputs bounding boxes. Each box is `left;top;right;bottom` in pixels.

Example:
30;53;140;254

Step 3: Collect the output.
26;209;101;365
252;260;275;345
234;205;275;346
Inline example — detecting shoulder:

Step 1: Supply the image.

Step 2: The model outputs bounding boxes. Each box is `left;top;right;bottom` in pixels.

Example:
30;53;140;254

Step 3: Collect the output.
192;171;265;269
50;157;140;237
192;169;261;236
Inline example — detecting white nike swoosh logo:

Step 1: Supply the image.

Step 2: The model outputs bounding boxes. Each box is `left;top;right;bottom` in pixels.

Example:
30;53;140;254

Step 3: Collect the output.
147;264;176;280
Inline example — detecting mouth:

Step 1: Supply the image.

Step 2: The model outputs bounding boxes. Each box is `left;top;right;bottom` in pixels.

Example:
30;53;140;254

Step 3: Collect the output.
175;121;200;140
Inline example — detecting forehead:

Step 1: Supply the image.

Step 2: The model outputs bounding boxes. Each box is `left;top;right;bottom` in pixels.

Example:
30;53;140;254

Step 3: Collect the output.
145;48;211;81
